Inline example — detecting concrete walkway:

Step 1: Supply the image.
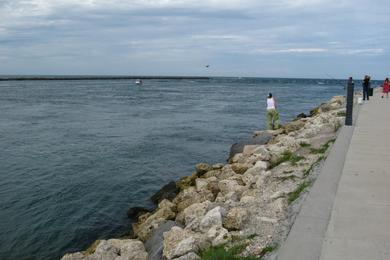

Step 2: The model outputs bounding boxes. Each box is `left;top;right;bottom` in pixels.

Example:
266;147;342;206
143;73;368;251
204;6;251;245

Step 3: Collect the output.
320;94;390;259
278;92;390;260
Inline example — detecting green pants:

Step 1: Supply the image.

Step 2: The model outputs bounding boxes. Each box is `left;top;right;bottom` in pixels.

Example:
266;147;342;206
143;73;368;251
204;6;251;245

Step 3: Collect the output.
266;109;280;130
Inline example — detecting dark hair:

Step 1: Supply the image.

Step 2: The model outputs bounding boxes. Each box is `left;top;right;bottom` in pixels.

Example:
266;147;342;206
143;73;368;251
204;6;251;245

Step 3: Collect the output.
268;93;272;98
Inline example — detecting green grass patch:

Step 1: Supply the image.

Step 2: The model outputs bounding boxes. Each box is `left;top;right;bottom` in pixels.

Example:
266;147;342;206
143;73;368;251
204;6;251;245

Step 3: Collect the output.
336;111;346;117
269;151;304;169
288;181;311;204
310;139;335;154
303;163;314;177
299;142;311;148
200;244;260;260
303;154;326;177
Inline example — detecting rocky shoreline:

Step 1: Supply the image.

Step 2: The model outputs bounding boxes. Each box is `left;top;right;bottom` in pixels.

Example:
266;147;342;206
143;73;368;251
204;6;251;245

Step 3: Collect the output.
62;95;346;260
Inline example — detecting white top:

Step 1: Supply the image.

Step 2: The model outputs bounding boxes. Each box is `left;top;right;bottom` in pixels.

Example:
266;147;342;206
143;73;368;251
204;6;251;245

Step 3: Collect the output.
267;97;276;110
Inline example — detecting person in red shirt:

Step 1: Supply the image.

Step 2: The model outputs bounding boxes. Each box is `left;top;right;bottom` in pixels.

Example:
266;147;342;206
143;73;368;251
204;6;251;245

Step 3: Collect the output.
382;78;389;98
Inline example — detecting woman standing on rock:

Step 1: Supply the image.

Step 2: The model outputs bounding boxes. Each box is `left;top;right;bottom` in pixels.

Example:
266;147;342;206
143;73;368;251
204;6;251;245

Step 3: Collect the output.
266;93;280;130
382;78;389;98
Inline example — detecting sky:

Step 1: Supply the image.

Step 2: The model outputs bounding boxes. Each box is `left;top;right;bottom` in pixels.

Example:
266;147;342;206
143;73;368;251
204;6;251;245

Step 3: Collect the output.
0;0;389;78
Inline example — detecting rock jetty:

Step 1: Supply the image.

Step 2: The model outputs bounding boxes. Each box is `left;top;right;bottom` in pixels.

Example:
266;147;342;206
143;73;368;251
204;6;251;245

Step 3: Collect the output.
62;95;346;260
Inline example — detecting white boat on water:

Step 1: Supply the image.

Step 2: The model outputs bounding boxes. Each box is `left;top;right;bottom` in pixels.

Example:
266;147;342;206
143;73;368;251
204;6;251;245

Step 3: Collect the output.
135;79;142;85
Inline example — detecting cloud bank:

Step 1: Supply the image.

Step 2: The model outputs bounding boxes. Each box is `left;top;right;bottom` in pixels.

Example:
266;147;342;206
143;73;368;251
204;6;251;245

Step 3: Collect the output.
0;0;389;78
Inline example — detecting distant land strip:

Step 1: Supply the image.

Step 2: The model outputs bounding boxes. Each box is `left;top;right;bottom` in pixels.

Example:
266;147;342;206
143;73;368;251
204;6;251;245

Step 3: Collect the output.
0;76;210;81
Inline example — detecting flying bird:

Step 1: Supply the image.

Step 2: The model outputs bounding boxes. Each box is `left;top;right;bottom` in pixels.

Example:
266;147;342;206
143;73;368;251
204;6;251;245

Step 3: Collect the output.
205;65;210;68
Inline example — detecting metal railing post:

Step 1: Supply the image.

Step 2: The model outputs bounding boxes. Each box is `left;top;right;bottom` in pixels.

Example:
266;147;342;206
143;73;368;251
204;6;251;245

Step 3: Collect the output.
345;80;354;126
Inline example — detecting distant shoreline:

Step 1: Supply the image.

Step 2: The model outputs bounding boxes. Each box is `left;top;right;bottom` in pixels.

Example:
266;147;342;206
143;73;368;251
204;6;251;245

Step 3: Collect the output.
0;76;211;81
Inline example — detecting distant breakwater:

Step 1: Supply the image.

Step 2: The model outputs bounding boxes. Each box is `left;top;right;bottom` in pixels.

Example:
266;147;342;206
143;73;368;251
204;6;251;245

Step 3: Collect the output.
0;76;210;81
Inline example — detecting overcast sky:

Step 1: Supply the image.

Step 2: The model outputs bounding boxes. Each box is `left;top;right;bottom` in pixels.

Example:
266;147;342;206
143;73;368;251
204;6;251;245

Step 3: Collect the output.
0;0;389;78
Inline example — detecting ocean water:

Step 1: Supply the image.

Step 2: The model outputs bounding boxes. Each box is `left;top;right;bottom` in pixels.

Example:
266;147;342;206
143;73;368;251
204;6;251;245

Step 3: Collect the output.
0;77;345;260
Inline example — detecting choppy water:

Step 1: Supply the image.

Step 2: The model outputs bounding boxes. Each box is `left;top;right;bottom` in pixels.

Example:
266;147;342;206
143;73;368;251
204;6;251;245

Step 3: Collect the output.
0;77;346;260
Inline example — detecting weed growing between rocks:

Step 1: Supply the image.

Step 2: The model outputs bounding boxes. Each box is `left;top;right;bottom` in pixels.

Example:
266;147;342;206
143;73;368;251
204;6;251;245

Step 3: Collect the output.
288;181;311;204
269;151;304;169
336;111;346;117
200;244;259;260
310;139;335;154
299;142;311;148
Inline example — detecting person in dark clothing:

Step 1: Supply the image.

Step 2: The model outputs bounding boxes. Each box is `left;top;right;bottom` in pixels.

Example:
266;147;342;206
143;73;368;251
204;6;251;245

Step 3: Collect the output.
362;75;370;100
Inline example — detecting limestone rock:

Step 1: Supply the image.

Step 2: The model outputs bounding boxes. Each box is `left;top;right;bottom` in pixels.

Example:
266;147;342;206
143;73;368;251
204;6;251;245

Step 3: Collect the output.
133;217;168;242
199;206;225;233
218;165;237;180
163;227;208;259
202;169;222;179
173;187;215;212
144;221;180;260
223;207;249;231
241;171;256;186
244;161;267;176
240;195;256;205
205;177;220;196
177;172;198;190
255;171;272;189
195;163;212;176
61;253;85;260
173;237;198;259
62;239;148;260
218;179;245;195
215;191;240;203
277;135;299;150
181;201;211;227
206;226;230;246
195;178;209;192
242;145;261;156
132;199;176;241
252;145;271;161
231;163;249;175
212;163;224;170
231;153;245;163
282;120;305;134
229;133;273;161
173;252;201;260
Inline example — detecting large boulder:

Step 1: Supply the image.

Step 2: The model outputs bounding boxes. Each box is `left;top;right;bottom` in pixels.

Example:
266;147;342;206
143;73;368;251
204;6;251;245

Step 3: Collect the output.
150;181;179;204
173;252;201;260
218;179;246;196
206;226;230;246
231;163;250;175
223;207;250;231
61;239;148;260
282;120;306;134
144;221;180;260
202;169;222;179
163;227;208;260
163;227;198;260
195;163;212;176
177;172;198;190
173;187;215;212
252;146;271;161
133;200;176;241
199;206;225;233
179;201;212;228
229;133;273;160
